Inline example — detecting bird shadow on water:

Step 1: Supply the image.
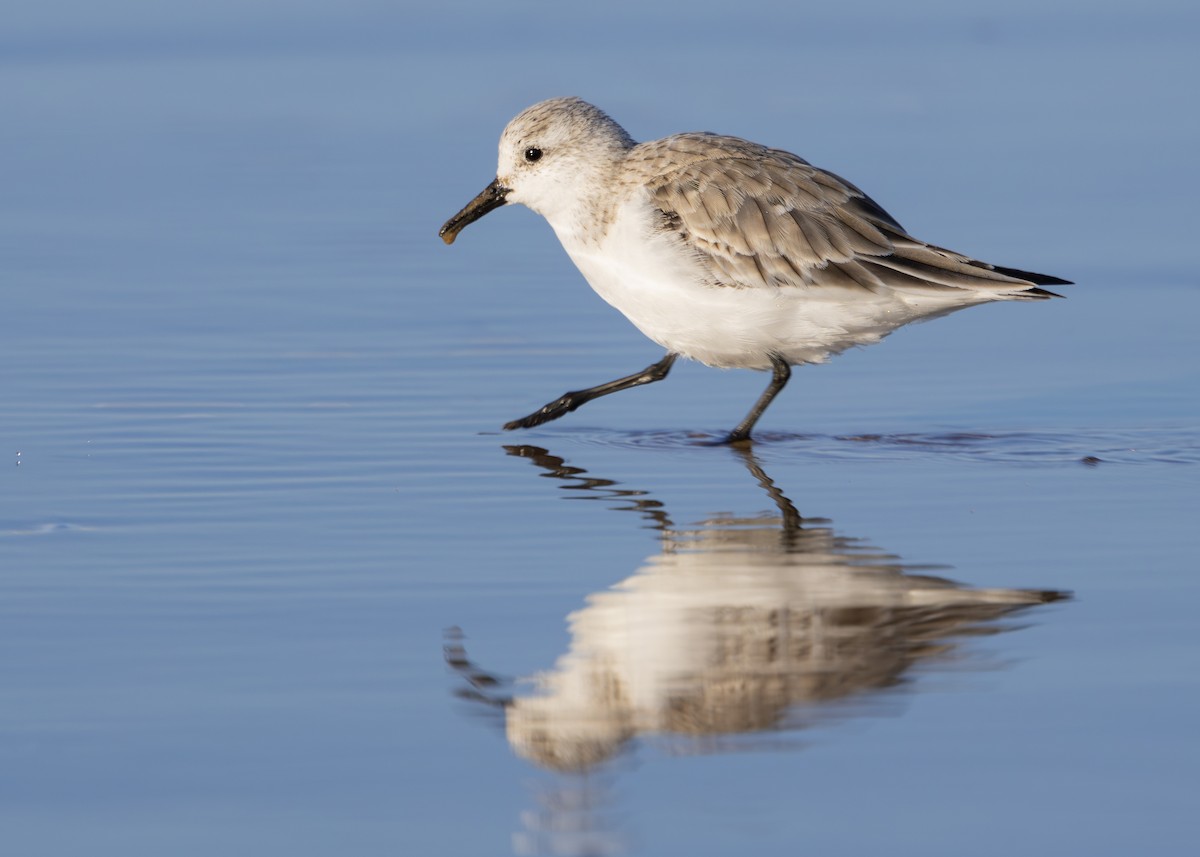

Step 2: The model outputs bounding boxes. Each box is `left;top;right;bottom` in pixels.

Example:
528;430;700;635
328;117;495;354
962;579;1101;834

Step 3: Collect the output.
444;444;1071;856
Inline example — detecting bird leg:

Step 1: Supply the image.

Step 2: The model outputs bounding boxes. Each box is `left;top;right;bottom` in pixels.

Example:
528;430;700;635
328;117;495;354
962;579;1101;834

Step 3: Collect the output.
504;353;678;431
724;355;791;444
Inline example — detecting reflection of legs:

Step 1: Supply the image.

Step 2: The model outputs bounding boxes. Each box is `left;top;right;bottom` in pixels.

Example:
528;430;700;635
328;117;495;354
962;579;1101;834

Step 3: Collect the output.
724;355;791;444
732;445;803;531
443;627;511;708
504;353;678;431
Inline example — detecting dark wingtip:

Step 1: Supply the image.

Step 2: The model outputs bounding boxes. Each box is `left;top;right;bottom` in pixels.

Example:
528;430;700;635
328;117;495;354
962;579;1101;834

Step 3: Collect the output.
992;264;1073;287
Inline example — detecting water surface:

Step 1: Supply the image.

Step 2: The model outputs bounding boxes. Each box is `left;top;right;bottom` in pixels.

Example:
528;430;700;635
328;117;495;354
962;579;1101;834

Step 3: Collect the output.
2;2;1198;855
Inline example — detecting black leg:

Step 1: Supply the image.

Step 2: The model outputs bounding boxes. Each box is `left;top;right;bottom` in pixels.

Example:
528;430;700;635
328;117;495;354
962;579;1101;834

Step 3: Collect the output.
503;353;678;431
724;355;791;444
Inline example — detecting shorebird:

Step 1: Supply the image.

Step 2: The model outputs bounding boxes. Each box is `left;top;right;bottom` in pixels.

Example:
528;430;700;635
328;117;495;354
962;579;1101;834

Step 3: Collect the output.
440;97;1069;443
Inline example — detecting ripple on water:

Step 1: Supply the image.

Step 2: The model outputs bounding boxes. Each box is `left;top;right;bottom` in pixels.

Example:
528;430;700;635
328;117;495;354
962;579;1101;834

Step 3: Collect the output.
543;426;1200;466
0;522;99;538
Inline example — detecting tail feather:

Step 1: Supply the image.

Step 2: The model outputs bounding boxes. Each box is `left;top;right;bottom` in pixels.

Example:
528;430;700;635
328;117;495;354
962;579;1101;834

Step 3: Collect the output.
867;219;1072;299
990;263;1073;290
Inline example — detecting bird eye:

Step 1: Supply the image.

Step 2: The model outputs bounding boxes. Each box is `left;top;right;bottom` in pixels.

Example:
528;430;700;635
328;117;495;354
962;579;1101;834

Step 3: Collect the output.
524;147;543;163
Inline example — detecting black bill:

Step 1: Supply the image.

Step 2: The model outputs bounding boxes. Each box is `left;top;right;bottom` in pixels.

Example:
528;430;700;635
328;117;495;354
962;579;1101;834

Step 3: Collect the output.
439;178;510;245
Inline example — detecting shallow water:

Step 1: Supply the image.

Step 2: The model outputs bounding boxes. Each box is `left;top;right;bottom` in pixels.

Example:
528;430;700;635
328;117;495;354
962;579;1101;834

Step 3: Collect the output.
3;2;1199;855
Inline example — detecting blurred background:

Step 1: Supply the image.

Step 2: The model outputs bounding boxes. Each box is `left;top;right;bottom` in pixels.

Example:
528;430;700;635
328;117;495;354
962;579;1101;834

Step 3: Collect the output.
2;2;1198;855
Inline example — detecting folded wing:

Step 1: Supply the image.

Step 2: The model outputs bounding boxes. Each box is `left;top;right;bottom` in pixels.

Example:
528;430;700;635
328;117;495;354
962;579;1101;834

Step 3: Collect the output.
641;133;1069;298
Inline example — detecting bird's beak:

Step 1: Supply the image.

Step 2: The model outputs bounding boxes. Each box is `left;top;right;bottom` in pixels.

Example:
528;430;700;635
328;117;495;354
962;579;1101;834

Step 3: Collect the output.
439;178;510;245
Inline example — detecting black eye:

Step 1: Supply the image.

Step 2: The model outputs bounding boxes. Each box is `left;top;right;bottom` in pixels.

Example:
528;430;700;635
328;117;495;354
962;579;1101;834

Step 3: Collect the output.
524;147;543;163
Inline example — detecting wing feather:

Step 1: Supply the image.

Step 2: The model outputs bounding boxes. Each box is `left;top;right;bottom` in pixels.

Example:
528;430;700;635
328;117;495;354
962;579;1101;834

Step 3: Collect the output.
637;133;1067;297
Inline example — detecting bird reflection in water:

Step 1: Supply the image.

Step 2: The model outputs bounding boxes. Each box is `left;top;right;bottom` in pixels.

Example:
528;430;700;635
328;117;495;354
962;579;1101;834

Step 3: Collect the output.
449;446;1066;769
446;446;1067;852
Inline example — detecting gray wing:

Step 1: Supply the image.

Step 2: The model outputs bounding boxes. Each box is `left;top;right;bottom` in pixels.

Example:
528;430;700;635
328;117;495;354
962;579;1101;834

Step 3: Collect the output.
641;134;1067;297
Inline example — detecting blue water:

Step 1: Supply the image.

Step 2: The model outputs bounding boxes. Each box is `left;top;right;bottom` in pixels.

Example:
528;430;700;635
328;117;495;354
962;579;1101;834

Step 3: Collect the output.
3;2;1198;855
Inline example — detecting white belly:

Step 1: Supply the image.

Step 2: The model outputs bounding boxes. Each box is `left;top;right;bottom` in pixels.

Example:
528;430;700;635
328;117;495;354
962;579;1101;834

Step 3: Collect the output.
553;198;974;370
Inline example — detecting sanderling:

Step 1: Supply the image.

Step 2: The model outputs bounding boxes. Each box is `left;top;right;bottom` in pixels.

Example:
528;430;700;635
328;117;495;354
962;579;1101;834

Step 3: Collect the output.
440;97;1069;443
